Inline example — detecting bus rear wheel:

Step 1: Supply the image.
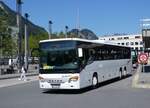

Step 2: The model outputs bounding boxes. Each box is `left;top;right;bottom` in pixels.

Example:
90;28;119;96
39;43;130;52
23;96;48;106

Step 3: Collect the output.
119;68;123;79
123;67;127;77
92;74;98;88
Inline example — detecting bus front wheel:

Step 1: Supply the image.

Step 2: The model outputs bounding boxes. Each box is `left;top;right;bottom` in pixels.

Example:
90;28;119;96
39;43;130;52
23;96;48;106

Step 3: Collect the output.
92;74;98;88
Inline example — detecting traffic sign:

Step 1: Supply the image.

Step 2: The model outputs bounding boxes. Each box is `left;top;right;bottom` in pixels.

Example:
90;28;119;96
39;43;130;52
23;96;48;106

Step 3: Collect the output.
138;53;148;64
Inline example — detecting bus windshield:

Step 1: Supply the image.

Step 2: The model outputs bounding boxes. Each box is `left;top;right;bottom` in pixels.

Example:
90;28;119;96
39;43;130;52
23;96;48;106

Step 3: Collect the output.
39;41;78;73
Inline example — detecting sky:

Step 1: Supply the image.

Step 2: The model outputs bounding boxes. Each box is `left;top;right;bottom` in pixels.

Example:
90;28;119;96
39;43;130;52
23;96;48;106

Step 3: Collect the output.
3;0;150;36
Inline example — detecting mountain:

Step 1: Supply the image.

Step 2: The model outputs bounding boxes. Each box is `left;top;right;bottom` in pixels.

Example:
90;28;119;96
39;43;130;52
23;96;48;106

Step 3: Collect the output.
69;29;98;40
0;1;48;36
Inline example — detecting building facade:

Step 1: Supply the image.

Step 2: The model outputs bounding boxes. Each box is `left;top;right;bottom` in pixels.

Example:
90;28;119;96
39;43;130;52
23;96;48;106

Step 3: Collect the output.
99;34;144;51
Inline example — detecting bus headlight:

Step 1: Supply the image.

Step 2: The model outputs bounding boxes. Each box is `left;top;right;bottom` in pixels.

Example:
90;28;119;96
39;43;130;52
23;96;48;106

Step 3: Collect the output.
39;76;44;80
39;76;46;83
68;76;79;83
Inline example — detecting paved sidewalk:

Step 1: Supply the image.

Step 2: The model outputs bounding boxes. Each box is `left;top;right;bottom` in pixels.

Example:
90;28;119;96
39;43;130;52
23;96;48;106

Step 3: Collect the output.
0;64;39;80
132;64;150;88
139;72;150;84
0;72;38;80
0;75;38;88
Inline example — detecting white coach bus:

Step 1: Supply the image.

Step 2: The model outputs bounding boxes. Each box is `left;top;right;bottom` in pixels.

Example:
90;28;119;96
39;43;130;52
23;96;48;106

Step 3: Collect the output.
39;38;132;89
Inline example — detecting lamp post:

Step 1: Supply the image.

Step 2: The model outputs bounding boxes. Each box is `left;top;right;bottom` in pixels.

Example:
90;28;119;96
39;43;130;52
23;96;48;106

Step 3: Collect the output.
65;26;68;38
16;0;23;73
24;13;29;71
48;20;52;39
0;34;2;58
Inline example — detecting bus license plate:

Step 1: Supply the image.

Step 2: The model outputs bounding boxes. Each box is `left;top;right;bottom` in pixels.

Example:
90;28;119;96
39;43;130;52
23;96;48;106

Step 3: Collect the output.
51;84;60;89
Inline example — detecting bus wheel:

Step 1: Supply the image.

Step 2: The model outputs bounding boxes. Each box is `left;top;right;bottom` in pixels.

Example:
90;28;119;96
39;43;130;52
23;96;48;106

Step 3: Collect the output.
119;68;123;79
123;67;127;77
92;74;98;88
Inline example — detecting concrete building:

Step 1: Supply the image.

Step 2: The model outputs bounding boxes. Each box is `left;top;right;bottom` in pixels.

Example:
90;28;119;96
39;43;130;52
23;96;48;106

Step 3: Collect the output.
99;34;144;51
142;29;150;50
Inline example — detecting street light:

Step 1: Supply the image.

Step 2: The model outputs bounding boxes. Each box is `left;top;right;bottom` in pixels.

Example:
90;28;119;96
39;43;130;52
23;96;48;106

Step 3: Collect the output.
65;26;68;38
16;0;23;73
48;20;53;39
0;34;2;58
24;13;29;71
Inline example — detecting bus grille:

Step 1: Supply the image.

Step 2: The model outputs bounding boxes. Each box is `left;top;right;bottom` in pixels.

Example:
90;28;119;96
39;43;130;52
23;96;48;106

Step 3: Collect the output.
48;79;64;84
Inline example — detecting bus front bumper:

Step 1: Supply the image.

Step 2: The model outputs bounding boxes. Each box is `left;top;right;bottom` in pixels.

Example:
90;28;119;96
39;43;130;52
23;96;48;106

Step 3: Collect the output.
39;81;80;89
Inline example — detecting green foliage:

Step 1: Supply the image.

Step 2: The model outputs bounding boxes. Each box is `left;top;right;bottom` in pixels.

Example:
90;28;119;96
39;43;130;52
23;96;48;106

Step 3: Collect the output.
58;31;65;38
0;2;49;58
0;8;17;58
29;33;48;57
50;31;78;39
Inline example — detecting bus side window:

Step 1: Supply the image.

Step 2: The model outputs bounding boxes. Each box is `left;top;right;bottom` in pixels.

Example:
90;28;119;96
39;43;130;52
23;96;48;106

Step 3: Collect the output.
78;49;87;70
88;55;95;61
87;49;95;64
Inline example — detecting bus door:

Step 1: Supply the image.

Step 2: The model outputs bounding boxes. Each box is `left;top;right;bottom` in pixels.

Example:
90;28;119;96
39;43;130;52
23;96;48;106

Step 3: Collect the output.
78;48;91;85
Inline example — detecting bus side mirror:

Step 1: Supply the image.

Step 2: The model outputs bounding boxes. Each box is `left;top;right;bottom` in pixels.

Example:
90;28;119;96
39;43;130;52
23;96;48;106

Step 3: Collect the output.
78;48;83;57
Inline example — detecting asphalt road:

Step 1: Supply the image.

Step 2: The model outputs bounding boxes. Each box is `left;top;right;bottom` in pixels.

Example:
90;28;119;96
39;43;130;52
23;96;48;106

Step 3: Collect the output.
0;76;150;108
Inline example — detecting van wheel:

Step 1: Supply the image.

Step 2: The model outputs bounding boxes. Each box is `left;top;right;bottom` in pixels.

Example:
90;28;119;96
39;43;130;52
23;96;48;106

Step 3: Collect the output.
92;74;98;88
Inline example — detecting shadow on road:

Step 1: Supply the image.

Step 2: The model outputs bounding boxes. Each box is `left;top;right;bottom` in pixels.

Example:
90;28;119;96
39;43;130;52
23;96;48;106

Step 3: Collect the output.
98;74;131;88
42;75;132;94
42;88;92;94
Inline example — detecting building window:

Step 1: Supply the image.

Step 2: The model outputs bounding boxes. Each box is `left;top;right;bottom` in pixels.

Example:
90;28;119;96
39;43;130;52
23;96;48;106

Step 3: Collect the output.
117;37;122;40
135;47;138;51
124;37;129;39
111;38;114;40
135;36;141;39
135;42;138;45
130;42;134;45
140;47;143;51
122;43;124;45
140;41;143;45
126;42;129;46
118;43;120;45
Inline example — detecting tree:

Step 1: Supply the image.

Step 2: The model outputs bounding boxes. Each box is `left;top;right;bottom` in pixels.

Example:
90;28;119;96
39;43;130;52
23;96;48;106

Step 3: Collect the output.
0;9;15;58
59;31;65;38
29;33;48;57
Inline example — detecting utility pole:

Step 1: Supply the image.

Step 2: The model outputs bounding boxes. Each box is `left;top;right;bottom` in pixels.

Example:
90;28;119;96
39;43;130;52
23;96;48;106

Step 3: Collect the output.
76;8;80;30
24;13;29;71
48;20;52;39
65;26;68;38
16;0;22;73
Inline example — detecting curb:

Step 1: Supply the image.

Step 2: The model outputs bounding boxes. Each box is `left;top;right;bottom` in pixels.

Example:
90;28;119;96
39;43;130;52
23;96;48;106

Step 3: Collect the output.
0;71;38;80
133;84;150;89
